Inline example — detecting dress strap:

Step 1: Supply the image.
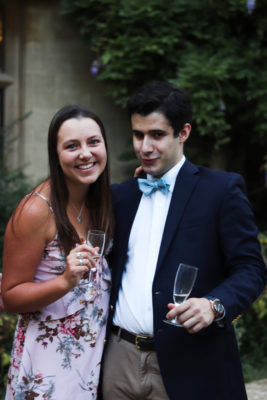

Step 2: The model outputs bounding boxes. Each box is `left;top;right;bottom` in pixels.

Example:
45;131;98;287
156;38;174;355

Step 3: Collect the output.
30;192;54;214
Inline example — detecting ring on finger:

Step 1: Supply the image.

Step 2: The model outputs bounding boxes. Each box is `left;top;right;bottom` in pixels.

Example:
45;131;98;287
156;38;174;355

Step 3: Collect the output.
77;252;83;259
79;258;84;266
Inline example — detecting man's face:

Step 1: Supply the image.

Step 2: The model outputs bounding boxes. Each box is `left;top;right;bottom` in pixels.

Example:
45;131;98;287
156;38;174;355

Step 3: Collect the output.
132;112;190;178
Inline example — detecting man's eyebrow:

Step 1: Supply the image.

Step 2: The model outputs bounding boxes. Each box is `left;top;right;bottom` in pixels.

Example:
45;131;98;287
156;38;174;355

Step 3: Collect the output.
148;129;166;133
132;129;143;134
132;129;166;134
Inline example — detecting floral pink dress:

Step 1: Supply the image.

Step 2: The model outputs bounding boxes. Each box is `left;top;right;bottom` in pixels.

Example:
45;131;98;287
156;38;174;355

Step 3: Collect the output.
5;195;111;400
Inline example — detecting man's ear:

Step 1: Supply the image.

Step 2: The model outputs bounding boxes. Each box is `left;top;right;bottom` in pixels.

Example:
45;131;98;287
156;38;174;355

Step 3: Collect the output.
179;123;191;143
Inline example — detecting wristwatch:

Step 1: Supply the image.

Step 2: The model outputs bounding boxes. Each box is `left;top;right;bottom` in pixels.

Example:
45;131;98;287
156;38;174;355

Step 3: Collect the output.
205;296;225;319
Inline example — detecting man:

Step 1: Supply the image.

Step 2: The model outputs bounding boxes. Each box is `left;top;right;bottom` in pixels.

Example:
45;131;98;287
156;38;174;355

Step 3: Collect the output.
102;81;266;400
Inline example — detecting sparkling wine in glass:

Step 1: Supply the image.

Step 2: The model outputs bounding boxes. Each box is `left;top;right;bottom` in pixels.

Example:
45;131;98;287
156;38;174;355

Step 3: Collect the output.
86;229;106;288
164;263;198;327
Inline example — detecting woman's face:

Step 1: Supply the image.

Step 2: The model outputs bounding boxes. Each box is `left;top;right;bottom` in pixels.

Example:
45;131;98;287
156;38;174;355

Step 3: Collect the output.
57;117;107;189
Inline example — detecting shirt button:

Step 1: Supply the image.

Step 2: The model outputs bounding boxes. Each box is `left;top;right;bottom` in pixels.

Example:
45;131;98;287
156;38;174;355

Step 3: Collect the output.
155;291;161;295
110;305;114;310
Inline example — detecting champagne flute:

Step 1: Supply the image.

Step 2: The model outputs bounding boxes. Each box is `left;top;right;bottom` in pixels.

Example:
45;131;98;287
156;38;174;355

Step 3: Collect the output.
86;230;106;288
163;263;198;327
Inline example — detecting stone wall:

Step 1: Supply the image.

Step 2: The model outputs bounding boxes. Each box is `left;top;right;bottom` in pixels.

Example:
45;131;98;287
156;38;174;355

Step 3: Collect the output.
2;0;133;184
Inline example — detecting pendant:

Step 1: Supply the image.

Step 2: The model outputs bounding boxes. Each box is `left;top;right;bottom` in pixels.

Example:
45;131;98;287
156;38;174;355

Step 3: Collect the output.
71;201;84;224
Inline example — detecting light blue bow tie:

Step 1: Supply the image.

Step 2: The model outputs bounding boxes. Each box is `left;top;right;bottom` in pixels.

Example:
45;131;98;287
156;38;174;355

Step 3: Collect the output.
138;177;170;196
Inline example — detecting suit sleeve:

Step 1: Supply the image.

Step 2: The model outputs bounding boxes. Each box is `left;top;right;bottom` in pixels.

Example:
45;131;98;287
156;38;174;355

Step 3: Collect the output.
207;173;267;325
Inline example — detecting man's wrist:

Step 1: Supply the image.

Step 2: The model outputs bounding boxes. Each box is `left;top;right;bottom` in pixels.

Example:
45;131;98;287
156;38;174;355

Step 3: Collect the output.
205;296;225;321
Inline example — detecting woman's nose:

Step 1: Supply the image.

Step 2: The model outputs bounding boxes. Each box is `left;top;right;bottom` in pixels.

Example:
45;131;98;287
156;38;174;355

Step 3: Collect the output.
79;146;92;159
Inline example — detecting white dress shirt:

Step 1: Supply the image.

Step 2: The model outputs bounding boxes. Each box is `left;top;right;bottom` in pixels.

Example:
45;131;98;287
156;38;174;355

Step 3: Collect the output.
113;156;186;335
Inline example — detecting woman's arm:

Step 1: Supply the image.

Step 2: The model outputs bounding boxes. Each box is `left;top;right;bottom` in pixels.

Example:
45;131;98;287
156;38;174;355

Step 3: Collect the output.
2;196;96;313
0;273;4;313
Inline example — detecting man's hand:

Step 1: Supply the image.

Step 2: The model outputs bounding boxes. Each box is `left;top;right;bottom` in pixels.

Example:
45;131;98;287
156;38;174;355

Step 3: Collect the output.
166;297;215;334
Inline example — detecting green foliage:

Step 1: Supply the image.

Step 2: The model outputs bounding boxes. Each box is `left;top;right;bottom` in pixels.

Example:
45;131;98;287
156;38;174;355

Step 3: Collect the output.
0;168;31;271
235;234;267;382
60;0;267;149
60;0;267;231
0;116;32;271
236;286;267;382
258;231;267;268
0;313;17;397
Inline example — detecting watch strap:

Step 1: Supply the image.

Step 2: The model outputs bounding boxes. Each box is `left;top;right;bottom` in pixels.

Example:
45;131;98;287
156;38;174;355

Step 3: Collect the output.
204;296;225;320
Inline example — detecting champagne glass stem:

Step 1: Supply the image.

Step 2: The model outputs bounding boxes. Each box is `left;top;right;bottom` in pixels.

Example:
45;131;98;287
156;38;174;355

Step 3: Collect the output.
86;230;105;289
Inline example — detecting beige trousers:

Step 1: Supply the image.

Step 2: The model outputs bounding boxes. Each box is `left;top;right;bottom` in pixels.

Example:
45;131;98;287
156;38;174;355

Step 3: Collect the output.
102;332;169;400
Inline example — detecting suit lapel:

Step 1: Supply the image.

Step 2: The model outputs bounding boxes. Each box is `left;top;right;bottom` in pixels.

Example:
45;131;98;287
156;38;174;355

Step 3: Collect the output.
156;160;200;272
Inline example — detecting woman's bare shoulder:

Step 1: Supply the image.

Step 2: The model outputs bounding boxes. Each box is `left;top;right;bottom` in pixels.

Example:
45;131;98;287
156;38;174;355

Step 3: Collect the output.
10;180;55;241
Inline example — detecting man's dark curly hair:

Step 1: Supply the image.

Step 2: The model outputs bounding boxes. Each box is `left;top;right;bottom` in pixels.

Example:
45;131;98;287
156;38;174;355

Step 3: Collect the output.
126;81;192;137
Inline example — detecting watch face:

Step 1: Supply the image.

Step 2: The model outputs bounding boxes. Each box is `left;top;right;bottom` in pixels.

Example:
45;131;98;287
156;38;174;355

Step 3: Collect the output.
214;300;224;315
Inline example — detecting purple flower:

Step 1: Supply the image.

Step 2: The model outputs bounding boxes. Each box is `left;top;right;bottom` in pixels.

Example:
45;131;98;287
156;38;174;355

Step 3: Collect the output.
90;60;101;76
219;102;226;111
246;0;256;13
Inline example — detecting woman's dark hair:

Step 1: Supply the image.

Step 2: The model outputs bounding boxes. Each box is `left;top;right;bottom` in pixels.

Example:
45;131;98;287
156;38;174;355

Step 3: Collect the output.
48;104;113;255
126;81;192;137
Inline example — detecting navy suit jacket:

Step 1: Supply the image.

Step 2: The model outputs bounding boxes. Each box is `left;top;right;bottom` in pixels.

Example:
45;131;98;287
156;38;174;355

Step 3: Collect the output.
107;160;266;400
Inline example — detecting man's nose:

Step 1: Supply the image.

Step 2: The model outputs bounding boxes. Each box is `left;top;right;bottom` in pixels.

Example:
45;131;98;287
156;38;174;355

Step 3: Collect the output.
141;136;153;153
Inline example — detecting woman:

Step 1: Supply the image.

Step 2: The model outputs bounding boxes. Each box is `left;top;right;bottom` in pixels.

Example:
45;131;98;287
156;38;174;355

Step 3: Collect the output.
2;105;113;399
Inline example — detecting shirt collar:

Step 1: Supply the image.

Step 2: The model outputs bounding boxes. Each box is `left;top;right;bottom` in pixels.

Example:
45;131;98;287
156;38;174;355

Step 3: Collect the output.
147;155;186;193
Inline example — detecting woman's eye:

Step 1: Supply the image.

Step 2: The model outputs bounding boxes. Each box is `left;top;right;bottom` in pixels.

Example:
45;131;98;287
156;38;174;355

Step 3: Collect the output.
90;139;100;145
66;143;76;149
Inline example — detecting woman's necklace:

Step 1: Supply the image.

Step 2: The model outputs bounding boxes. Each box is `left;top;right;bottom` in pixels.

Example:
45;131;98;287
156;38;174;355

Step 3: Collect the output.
70;202;85;224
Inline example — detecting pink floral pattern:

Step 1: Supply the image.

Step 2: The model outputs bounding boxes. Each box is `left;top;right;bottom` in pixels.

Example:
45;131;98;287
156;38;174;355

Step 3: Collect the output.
5;238;111;400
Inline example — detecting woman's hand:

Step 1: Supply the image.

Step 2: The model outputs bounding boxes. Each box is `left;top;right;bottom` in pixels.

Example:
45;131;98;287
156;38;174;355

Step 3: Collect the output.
134;166;145;178
62;244;98;289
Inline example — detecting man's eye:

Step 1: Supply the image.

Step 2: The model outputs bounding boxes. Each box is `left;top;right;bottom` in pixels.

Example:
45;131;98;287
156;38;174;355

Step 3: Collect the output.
154;132;163;138
133;132;143;139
